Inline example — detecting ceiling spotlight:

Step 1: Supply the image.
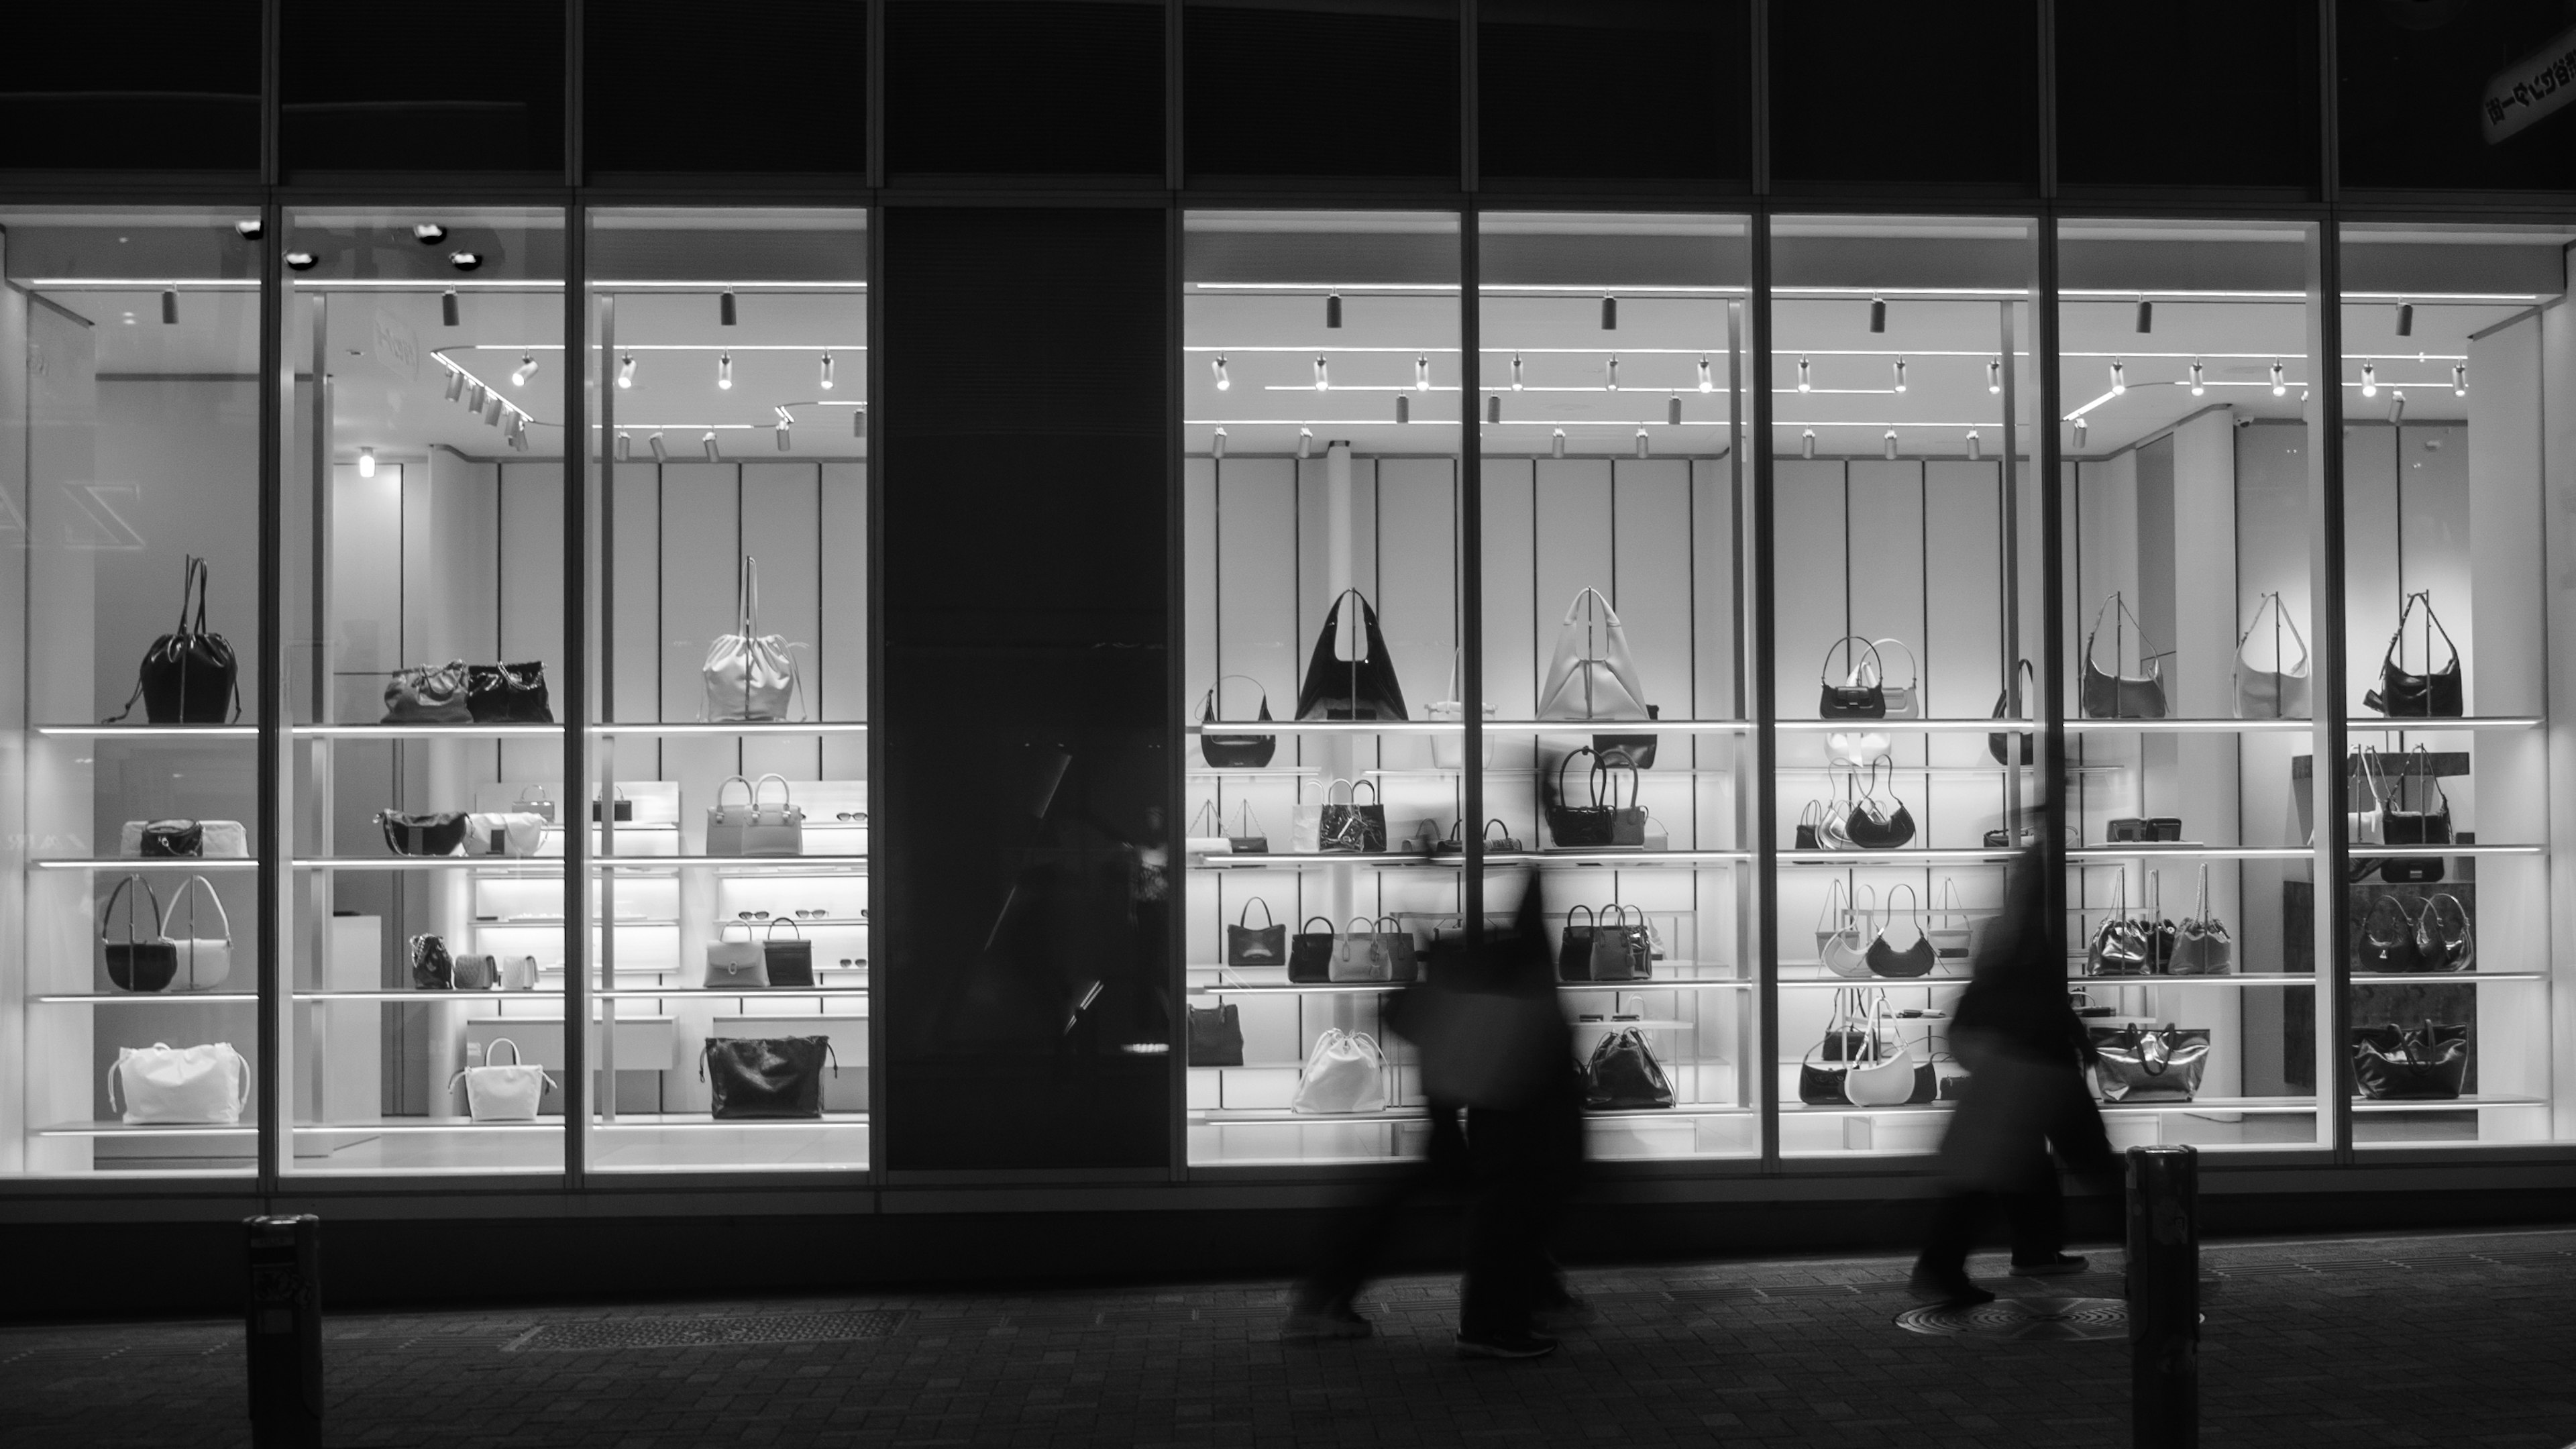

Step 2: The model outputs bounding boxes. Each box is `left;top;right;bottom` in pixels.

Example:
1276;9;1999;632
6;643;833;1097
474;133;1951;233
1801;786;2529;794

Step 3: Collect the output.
358;446;376;478
1966;429;1982;461
1697;356;1713;393
1396;394;1411;424
1487;395;1501;425
284;251;317;271
160;288;178;325
1414;354;1430;392
1297;428;1313;459
464;381;486;413
2360;360;2377;398
447;250;481;272
1551;429;1567;459
2271;360;2287;396
616;352;636;389
1601;297;1618;330
1987;357;2002;394
719;290;737;327
717;353;733;390
854;406;867;439
1797;356;1812;393
1313;356;1330;391
2178;359;2200;397
1212;354;1228;391
441;289;460;327
2453;364;2468;396
233;220;262;240
2110;360;2127;396
1633;429;1649;458
1605;356;1619;390
1212;427;1227;459
2388;390;2406;425
482;394;503;426
443;369;464;402
412;224;447;244
2074;415;2089;444
1883;430;1898;461
2135;297;2154;333
510;352;538;387
819;352;836;390
1325;293;1342;329
2396;303;2414;337
614;432;631;461
502;412;522;444
701;431;720;462
1891;358;1907;393
773;421;791;451
1511;352;1525;390
1868;297;1886;333
1801;429;1816;460
649;433;669;462
1667;395;1682;425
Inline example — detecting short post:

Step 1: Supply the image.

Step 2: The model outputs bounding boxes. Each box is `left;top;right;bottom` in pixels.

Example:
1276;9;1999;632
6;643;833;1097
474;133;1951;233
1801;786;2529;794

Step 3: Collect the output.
246;1214;323;1449
2126;1145;2198;1449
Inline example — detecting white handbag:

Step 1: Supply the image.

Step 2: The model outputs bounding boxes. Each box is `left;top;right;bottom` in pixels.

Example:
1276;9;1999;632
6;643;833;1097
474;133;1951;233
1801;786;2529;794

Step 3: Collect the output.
702;555;805;722
1328;916;1393;983
449;1037;556;1122
2233;590;2311;720
109;1042;250;1124
1860;637;1921;720
1817;880;1874;979
1841;994;1917;1107
162;874;233;991
1291;1029;1389;1114
118;819;249;858
1536;588;1651;721
2314;747;2388;845
706;922;769;987
706;773;804;857
499;955;540;990
468;811;548;857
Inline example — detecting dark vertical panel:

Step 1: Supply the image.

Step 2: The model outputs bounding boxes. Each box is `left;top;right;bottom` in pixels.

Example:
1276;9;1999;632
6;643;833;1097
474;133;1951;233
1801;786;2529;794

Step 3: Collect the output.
584;1;867;176
1477;0;1750;184
2338;0;2576;191
2057;1;2318;191
885;1;1163;177
1769;1;2038;191
280;1;567;177
0;3;263;172
881;208;1172;1173
1183;1;1460;179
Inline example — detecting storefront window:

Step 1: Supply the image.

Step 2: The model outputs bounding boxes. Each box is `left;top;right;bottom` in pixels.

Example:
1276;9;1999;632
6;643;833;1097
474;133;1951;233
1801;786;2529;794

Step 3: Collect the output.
1182;210;1462;1165
1;208;266;1175
586;209;869;1173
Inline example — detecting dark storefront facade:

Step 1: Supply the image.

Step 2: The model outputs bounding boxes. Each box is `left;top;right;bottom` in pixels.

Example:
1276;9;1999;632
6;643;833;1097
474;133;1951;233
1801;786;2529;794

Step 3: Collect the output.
8;1;2576;1311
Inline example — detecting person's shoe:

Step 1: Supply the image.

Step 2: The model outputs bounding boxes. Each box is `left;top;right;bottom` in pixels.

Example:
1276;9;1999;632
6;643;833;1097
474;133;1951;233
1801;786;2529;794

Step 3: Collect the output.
2009;1253;2090;1278
1454;1328;1559;1359
1283;1302;1373;1340
1909;1268;1996;1308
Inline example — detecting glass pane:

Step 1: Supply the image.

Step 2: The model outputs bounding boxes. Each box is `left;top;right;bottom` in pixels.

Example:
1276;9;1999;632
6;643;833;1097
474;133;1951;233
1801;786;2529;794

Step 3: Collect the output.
282;207;567;1175
1770;215;2040;1159
1183;210;1462;1167
1768;5;2036;190
2339;0;2576;192
281;1;568;178
2057;218;2324;1152
1478;213;1754;1160
1183;3;1460;180
1477;2;1750;184
584;2;866;176
587;209;870;1173
1;4;262;172
2056;2;2318;192
885;0;1163;177
2337;223;2567;1147
1;208;265;1177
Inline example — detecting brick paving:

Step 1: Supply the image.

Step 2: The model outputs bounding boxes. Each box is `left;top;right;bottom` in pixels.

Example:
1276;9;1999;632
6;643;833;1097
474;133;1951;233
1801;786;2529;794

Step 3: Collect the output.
8;1227;2576;1447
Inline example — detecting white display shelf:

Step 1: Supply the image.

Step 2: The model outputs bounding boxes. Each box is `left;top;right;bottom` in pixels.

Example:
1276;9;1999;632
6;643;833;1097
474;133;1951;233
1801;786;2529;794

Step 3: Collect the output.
1182;977;1748;994
2065;973;2323;987
1189;1105;1752;1123
1776;718;2037;735
1195;849;1750;869
1185;766;1322;778
34;991;260;1004
2350;1094;2543;1111
1569;1017;1695;1031
1780;849;2015;865
474;918;680;928
589;1112;871;1128
290;989;566;1002
294;857;570;872
35;857;258;871
36;1120;255;1137
2352;971;2542;985
34;723;258;739
292;723;563;739
2067;715;2541;734
595;987;869;1000
600;855;869;870
2070;843;2543;861
590;720;868;736
1778;973;1972;987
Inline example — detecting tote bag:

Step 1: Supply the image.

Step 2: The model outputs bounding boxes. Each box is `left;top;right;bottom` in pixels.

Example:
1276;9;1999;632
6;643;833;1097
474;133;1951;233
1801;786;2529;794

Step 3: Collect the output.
449;1038;557;1122
105;555;240;724
2233;590;2310;719
1295;589;1407;721
1536;588;1651;722
702;556;806;722
110;1042;251;1124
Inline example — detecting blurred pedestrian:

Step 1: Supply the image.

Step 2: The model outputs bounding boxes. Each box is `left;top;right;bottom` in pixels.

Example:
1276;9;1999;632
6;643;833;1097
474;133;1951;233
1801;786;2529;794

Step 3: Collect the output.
1914;845;2116;1306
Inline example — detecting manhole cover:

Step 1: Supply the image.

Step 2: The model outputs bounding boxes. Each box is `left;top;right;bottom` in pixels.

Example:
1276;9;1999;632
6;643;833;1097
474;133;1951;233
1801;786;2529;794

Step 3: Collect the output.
1895;1295;2127;1341
505;1309;907;1353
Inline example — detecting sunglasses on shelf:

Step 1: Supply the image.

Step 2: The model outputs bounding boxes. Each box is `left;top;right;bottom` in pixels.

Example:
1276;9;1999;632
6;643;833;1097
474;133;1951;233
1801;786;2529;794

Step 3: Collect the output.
834;812;867;822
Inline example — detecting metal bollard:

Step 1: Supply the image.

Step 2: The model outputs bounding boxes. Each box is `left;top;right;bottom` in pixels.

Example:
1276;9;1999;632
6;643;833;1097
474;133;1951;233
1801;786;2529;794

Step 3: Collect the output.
2126;1145;2198;1449
246;1214;323;1449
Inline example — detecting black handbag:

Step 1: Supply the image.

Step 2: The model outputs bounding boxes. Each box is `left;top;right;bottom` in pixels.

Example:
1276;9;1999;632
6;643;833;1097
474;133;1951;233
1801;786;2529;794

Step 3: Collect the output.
2363;591;2464;717
1187;1003;1244;1066
1845;757;1916;850
2352;1020;2469;1100
380;809;471;856
139;821;205;858
465;661;555;722
1546;748;1645;849
1594;705;1661;771
2413;892;2474;972
1557;904;1601;981
2379;745;2453;883
2086;876;2153;977
1817;637;1887;718
1295;588;1408;721
700;1036;837;1118
106;555;240;724
100;875;178;993
1226;898;1286;967
1316;777;1388;853
2356;894;2422;973
1198;675;1278;767
1988;658;2036;765
1583;1027;1676;1110
1864;883;1937;979
1288;916;1336;983
592;787;635;822
763;919;816;987
409;932;455;990
2079;592;2169;719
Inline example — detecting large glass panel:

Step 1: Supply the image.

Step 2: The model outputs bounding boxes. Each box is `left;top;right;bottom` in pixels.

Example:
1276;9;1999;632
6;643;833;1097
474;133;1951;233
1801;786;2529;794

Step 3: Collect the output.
1;208;265;1176
2339;0;2576;193
2;5;262;173
1477;213;1755;1160
281;1;568;179
1770;215;2040;1160
281;207;566;1175
1768;5;2037;192
1183;3;1460;181
587;209;870;1173
1477;3;1751;186
2055;2;2318;194
2057;218;2325;1153
2336;223;2568;1148
885;1;1163;178
585;3;867;178
1182;210;1461;1167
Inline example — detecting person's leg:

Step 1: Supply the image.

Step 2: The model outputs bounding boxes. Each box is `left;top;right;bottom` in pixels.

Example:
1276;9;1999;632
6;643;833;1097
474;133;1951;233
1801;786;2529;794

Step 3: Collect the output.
1916;1187;1991;1285
2004;1170;2068;1266
1294;1104;1461;1328
1458;1105;1551;1353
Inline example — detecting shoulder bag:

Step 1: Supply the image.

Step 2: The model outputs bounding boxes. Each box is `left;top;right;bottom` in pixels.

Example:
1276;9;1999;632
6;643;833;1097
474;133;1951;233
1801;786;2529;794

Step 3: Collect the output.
1841;992;1917;1106
107;555;241;724
2233;590;2311;719
1328;915;1393;983
1198;675;1277;768
409;932;455;989
1537;587;1652;722
2143;869;2178;972
466;661;554;722
1864;883;1937;979
2380;745;2453;883
382;661;474;724
701;1036;836;1118
451;953;497;990
1818;881;1876;979
1799;988;1874;1102
763;918;816;987
2413;892;2474;973
706;922;769;988
380;808;470;856
100;875;178;993
2090;1024;2210;1102
1845;755;1916;850
1817;637;1887;719
1428;650;1498;769
500;954;540;991
1860;637;1921;720
1288;916;1336;983
1294;588;1407;722
1226;801;1269;854
706;773;804;857
2168;863;2234;975
109;1042;251;1124
161;875;234;992
1187;1000;1244;1066
1988;658;2037;764
1926;879;1983;962
1227;898;1285;967
2080;592;2168;719
702;557;806;722
2352;1020;2469;1100
2356;894;2422;973
2363;590;2463;717
2086;875;2154;977
1290;1030;1389;1114
1583;1027;1676;1110
449;1038;558;1122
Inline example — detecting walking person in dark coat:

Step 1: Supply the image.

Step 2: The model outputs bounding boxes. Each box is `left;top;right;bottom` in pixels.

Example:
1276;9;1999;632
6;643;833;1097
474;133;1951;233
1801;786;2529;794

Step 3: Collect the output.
1914;845;2117;1305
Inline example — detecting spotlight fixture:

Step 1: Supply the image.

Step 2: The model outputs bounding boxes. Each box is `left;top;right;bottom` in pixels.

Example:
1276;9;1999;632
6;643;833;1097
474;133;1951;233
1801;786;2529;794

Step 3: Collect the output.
649;433;669;462
775;423;798;453
2190;359;2205;396
1212;428;1227;459
854;407;867;439
284;251;318;271
1313;356;1330;391
502;412;522;444
447;251;481;272
160;288;178;325
1633;429;1649;459
482;394;503;426
233;220;262;240
1297;428;1314;459
1987;357;2002;394
1212;354;1229;391
1667;395;1682;425
441;289;460;327
717;353;733;390
2396;303;2414;337
1325;293;1342;329
820;353;836;390
358;446;376;478
1892;358;1907;394
1868;297;1886;333
1697;356;1713;393
1801;429;1816;459
2360;360;2377;398
701;431;720;462
719;290;737;327
1414;354;1430;392
2074;415;2089;444
1551;429;1567;460
2270;360;2287;396
443;369;464;402
2453;364;2469;396
2110;360;2127;396
412;224;447;244
617;353;636;389
1487;395;1501;425
2135;298;2153;333
464;382;486;413
1966;429;1982;462
1797;356;1812;393
1396;394;1411;424
1605;356;1619;391
1511;353;1524;390
2388;390;2406;425
510;352;538;388
615;432;632;461
1601;297;1618;330
1883;431;1899;461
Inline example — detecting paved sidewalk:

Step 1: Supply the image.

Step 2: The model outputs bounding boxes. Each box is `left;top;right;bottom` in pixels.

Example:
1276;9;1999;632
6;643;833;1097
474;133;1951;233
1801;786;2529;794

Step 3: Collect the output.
8;1226;2576;1447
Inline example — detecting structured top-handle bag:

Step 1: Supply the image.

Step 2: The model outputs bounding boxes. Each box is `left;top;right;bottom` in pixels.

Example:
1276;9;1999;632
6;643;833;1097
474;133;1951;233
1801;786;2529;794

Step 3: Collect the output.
706;922;769;987
1589;904;1654;981
2364;590;2463;717
1328;915;1392;983
1988;659;2037;764
1228;898;1286;967
1537;588;1652;722
702;556;806;722
162;874;234;992
1198;675;1278;768
1288;916;1337;983
1295;588;1408;722
2233;590;2311;719
1313;777;1388;853
1860;637;1921;720
701;1036;837;1118
2168;862;2234;975
107;555;241;724
449;1037;557;1122
2080;592;2168;718
763;918;816;987
382;661;475;724
706;773;804;857
100;875;179;993
1817;637;1888;718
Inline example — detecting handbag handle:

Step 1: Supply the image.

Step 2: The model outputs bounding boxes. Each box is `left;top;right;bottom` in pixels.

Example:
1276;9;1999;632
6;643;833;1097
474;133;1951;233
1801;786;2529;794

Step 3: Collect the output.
2084;591;2165;674
1482;817;1513;845
1610;902;1647;929
1201;674;1273;724
1589;755;1640;810
1565;903;1596;930
1860;637;1920;691
1819;635;1886;688
751;773;794;808
1189;799;1223;837
1883;881;1921;928
2237;590;2310;673
1233;800;1265;839
486;1036;523;1069
2354;746;2387;812
1238;897;1275;930
1351;777;1379;806
738;555;761;635
516;783;552;808
1554;746;1601;807
714;774;754;810
1301;915;1335;934
1935;877;1963;922
765;918;803;941
98;874;165;945
2387;590;2460;672
2192;862;2212;924
1323;775;1356;805
163;875;232;945
2408;744;2451;816
718;921;755;945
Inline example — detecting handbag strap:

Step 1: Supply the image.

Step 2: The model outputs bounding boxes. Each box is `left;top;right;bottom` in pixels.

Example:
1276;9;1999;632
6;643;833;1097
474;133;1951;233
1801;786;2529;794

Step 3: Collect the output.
1589;755;1639;810
2355;747;2386;811
2409;744;2451;814
1205;674;1273;724
164;874;232;943
1818;877;1848;931
99;874;164;945
1233;800;1264;838
1883;882;1921;930
1239;896;1275;930
1820;635;1884;688
2387;590;2460;672
1935;877;1963;921
2193;862;2212;924
739;555;761;636
2237;590;2310;673
1189;799;1222;837
2084;591;2162;674
1862;637;1920;690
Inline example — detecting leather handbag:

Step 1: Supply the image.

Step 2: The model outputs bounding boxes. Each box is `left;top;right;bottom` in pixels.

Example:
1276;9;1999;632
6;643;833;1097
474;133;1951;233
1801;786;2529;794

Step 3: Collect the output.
1187;1002;1244;1066
1428;651;1498;769
1329;915;1393;983
763;919;816;987
1845;756;1916;850
1546;747;1644;849
2352;1020;2469;1100
109;1042;251;1124
2413;892;2474;972
380;809;471;856
105;555;241;724
2233;590;2310;719
1373;915;1421;983
1797;796;1856;852
2090;1024;2210;1102
703;557;806;722
706;923;769;988
1558;904;1602;981
158;875;234;991
1537;587;1652;724
2380;746;2453;883
1287;916;1336;983
449;1037;557;1122
1799;989;1873;1104
2080;592;2168;719
1860;637;1920;720
1227;898;1286;967
409;932;455;989
1588;904;1654;982
1926;879;1983;962
465;661;554;722
2357;894;2422;973
1865;883;1937;979
2168;863;2234;975
451;953;497;990
100;875;178;993
513;784;557;822
1841;992;1917;1106
469;812;547;857
1818;637;1887;718
118;818;249;859
1583;1027;1676;1110
1198;675;1277;768
1290;1030;1388;1114
706;773;804;857
500;955;539;991
701;1036;836;1118
1817;881;1875;979
382;661;474;724
592;786;635;823
1295;588;1408;722
1226;801;1269;854
2086;876;2153;977
2143;869;2178;972
1314;777;1387;853
1988;659;2037;765
2363;590;2463;717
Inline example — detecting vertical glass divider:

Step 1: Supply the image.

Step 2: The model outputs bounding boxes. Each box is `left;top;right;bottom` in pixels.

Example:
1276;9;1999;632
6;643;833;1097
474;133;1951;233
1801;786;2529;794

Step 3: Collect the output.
256;198;285;1196
1460;203;1483;949
563;205;591;1183
1748;207;1778;1169
2033;216;2071;965
2306;221;2353;1160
